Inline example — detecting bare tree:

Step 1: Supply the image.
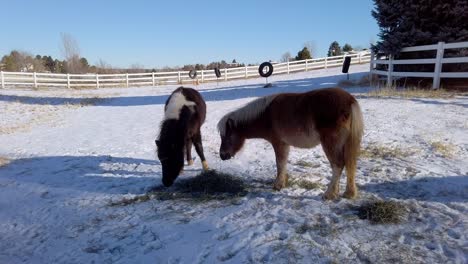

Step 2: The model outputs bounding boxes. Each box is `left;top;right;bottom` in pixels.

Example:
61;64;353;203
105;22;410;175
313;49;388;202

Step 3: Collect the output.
60;33;84;73
128;63;144;73
281;52;292;62
95;59;113;74
303;41;316;58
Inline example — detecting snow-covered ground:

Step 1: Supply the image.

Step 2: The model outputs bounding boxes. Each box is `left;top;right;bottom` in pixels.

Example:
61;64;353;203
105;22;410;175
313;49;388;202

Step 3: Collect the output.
0;65;467;263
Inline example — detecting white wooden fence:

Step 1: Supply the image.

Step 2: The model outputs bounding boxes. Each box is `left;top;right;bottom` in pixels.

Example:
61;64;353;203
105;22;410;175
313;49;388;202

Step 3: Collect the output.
370;41;468;89
0;52;370;89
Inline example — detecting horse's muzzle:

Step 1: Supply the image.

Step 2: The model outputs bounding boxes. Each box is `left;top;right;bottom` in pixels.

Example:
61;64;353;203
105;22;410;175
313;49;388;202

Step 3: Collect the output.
220;152;232;160
162;178;174;187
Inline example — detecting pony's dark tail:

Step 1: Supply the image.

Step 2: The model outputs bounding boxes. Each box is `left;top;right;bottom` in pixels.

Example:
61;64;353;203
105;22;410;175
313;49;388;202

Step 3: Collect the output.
344;102;364;186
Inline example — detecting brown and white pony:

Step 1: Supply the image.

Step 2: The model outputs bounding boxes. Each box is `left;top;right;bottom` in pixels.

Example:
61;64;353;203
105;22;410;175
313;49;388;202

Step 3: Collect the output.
156;87;209;187
218;88;364;200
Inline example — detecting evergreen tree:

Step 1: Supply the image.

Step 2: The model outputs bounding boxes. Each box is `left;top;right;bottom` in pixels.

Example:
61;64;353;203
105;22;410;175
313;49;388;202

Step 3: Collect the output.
295;47;312;60
1;54;17;71
372;0;468;55
327;41;342;56
343;44;353;52
79;57;89;70
44;56;55;72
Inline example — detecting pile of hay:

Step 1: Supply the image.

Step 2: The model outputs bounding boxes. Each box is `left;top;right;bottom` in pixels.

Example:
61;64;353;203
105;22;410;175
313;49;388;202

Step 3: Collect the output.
176;169;246;195
356;200;406;224
110;170;247;206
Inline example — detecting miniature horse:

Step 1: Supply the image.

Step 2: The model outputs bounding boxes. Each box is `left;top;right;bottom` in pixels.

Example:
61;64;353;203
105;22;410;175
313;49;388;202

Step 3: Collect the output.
156;87;209;187
218;88;364;200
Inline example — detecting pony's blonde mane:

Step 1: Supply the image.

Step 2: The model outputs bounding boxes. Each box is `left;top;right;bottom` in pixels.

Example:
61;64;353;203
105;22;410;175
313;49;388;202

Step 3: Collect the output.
217;94;278;136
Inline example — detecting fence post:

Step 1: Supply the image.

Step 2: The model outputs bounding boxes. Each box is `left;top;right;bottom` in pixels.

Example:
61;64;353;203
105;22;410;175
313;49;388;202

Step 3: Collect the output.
33;72;38;89
387;55;394;87
152;72;155;86
324;57;328;69
126;73;129;88
67;73;70;88
1;71;4;89
201;70;204;83
96;74;99;89
178;71;181;84
224;68;227;81
245;66;248;79
433;41;445;89
287;60;290;74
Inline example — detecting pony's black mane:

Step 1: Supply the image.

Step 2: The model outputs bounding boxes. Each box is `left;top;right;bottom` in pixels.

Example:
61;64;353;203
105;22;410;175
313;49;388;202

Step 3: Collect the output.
157;106;193;156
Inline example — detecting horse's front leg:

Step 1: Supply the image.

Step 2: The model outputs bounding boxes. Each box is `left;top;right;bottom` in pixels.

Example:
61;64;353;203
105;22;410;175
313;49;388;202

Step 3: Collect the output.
272;141;290;190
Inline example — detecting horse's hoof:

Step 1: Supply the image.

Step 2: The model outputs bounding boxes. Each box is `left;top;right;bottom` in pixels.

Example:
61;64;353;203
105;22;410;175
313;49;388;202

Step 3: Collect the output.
187;160;194;166
202;161;209;170
322;191;339;200
343;190;358;199
273;182;286;191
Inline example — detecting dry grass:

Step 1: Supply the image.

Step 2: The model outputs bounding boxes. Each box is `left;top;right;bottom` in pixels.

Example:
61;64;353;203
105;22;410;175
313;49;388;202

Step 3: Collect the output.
295;221;337;237
0;94;104;135
356;200;406;224
110;170;247;206
368;87;455;99
429;140;457;158
287;178;323;190
78;97;104;106
294;159;319;168
361;144;415;159
0;157;11;167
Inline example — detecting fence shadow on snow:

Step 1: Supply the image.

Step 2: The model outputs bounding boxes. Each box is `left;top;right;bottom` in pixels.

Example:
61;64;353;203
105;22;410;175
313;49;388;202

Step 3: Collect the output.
0;155;160;195
0;72;371;107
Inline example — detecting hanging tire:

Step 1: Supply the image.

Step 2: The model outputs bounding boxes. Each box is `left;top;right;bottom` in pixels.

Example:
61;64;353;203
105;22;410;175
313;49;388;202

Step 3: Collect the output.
258;62;273;77
214;68;221;78
189;70;197;79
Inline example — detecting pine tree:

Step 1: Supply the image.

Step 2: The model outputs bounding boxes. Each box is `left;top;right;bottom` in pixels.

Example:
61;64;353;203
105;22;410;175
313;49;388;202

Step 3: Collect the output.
295;47;312;60
327;41;342;56
343;44;353;52
79;57;89;70
44;56;55;72
372;0;468;55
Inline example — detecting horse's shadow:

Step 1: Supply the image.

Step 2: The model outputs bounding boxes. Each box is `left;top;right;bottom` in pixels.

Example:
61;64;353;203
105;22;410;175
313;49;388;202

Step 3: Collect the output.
0;155;161;195
3;155;466;203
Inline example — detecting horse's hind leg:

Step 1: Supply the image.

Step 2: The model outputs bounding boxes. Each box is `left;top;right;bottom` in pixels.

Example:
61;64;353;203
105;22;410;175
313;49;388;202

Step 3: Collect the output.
272;141;290;190
185;138;193;165
321;132;346;200
193;132;209;170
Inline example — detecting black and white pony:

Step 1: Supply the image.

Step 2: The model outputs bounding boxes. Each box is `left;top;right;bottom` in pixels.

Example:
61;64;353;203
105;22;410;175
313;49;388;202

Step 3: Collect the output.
156;87;209;187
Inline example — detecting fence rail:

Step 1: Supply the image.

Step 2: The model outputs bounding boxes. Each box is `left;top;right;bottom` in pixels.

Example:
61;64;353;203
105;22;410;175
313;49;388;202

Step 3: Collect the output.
0;52;371;89
370;41;468;89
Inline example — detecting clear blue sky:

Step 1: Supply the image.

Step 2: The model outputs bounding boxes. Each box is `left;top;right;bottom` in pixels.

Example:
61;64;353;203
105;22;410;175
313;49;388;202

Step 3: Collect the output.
0;0;378;68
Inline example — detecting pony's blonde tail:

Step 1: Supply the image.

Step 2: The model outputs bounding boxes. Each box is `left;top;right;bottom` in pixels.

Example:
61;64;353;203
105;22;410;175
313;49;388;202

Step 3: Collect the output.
344;102;364;195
